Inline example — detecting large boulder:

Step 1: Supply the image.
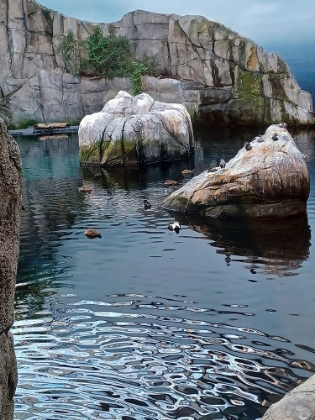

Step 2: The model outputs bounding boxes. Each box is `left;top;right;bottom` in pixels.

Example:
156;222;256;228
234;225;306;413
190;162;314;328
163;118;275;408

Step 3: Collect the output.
162;124;310;218
78;91;194;166
262;374;315;420
0;118;22;419
0;1;313;127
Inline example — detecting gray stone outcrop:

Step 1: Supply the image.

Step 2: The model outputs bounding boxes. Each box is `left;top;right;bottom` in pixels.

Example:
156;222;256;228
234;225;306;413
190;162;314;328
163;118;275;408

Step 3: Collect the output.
162;124;310;218
78;91;194;166
0;118;22;418
262;374;315;420
0;0;314;127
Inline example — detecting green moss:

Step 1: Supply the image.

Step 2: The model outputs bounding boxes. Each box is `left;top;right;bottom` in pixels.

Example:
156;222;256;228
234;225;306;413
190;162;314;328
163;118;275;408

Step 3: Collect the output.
79;142;101;164
13;119;39;129
237;70;264;113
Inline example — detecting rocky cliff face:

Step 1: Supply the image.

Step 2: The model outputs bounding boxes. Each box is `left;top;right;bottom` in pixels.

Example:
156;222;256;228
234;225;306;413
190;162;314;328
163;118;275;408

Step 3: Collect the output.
1;0;314;127
0;118;22;418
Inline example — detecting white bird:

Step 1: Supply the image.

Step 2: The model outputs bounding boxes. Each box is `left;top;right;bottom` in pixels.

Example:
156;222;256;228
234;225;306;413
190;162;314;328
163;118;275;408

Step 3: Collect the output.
168;221;181;233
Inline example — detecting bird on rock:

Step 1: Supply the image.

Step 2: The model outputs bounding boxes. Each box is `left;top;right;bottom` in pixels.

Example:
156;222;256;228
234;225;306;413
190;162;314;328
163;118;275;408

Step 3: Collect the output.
244;141;252;151
168;221;181;233
143;199;151;209
219;159;226;168
84;229;102;239
254;135;264;143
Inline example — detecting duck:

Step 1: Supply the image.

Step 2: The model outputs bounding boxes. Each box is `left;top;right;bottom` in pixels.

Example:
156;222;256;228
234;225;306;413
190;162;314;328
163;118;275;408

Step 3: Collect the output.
143;199;151;209
78;185;92;193
168;221;181;233
164;179;178;186
182;169;194;175
219;159;226;168
84;228;102;239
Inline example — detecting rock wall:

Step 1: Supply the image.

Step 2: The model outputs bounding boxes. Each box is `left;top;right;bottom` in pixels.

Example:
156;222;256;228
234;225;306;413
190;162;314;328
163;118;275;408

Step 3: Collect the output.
0;0;314;127
0;118;22;418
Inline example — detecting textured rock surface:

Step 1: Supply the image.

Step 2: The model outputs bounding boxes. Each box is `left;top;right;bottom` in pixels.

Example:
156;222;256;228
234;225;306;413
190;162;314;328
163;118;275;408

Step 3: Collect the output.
0;0;314;127
0;118;22;418
78;91;194;166
162;124;310;218
262;374;315;420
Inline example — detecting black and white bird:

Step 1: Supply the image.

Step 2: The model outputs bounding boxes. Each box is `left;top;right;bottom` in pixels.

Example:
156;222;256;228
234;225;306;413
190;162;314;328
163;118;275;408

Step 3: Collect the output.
244;141;252;151
168;221;181;233
272;134;279;141
143;199;151;209
219;159;226;169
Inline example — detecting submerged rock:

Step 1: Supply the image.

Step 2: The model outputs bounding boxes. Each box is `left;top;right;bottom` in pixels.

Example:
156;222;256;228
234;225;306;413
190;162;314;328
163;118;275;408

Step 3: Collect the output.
162;124;310;218
78;91;194;166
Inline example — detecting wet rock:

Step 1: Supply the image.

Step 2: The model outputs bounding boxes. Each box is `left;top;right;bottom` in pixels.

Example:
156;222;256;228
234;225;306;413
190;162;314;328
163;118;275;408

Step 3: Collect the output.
162;124;310;218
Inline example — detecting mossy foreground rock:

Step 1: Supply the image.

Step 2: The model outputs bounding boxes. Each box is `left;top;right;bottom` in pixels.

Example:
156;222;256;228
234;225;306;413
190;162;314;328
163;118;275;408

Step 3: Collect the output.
78;91;194;166
162;124;310;218
0;118;22;418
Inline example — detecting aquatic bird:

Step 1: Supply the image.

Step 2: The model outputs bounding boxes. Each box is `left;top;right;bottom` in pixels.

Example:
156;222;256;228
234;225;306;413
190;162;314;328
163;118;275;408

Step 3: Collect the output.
278;122;287;128
21;205;25;211
143;199;151;209
182;169;194;175
78;185;92;193
244;141;252;151
254;135;264;143
84;228;102;239
168;221;181;233
272;134;279;141
219;159;226;168
164;180;178;186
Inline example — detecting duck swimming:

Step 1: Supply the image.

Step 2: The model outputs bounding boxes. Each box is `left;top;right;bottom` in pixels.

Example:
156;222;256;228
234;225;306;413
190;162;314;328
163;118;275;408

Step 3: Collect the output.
164;180;178;186
143;199;151;209
182;169;194;175
168;221;181;233
78;185;92;193
84;228;102;239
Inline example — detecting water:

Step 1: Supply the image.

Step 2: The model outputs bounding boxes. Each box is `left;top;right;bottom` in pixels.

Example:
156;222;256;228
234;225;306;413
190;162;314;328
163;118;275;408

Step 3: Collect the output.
12;124;315;419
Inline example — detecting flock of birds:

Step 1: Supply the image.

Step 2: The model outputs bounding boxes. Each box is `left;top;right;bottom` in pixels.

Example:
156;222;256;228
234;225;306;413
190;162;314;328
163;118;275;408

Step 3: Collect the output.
78;168;195;238
209;122;287;172
80;123;288;239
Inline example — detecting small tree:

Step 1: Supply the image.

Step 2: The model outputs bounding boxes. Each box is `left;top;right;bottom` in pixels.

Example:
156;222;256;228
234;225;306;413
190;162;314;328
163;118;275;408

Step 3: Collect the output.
81;26;133;78
57;30;80;75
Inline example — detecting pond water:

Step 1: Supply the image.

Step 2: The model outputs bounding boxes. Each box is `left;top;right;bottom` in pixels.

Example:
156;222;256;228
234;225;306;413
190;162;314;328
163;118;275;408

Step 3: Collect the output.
12;126;315;420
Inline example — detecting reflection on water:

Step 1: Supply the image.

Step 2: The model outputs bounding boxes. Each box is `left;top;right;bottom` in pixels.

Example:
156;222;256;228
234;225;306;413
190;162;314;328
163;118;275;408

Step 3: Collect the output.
13;128;315;419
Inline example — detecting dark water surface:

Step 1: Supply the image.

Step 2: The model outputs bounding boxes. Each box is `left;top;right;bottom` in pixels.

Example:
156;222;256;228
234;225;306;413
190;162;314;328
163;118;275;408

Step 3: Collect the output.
12;126;315;420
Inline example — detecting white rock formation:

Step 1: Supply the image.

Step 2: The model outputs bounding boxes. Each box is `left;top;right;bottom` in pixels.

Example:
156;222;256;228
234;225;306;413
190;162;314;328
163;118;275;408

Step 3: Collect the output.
78;91;194;166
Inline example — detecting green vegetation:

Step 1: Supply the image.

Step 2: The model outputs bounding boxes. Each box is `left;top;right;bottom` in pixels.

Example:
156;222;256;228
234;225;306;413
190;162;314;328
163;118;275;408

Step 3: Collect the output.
237;70;264;113
57;30;80;75
14;118;39;129
57;25;159;95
